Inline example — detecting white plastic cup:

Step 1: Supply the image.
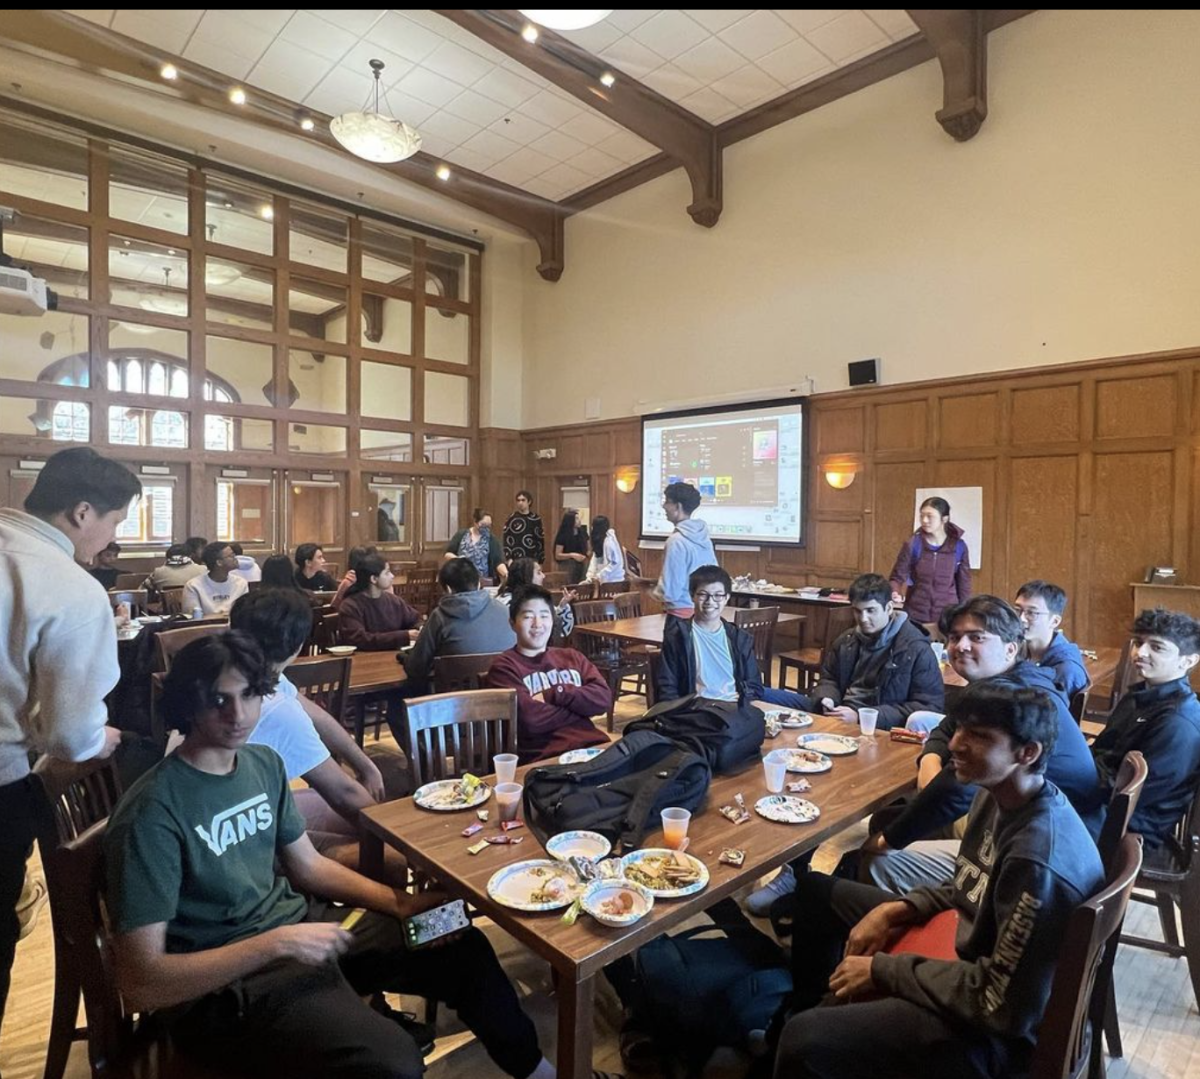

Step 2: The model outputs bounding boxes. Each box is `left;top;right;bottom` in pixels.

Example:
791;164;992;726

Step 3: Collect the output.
661;807;691;850
859;708;879;737
495;781;523;823
191;607;203;621
494;753;518;785
763;751;787;793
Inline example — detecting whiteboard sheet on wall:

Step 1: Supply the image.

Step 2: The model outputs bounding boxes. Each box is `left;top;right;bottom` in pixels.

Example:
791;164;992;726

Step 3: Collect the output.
913;487;983;569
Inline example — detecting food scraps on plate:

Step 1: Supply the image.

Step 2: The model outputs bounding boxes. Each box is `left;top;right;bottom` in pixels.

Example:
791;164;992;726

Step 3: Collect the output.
718;848;746;866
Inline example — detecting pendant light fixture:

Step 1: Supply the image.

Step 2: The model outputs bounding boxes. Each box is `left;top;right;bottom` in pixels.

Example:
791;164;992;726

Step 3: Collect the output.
331;59;422;164
517;10;613;31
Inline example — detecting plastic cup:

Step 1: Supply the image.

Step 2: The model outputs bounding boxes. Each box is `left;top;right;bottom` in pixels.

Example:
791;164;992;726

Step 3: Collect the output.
763;751;787;793
494;753;518;785
495;782;522;823
661;807;691;850
859;708;879;737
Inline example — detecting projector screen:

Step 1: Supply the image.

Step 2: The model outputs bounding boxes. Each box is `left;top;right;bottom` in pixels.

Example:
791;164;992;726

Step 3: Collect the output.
641;398;806;546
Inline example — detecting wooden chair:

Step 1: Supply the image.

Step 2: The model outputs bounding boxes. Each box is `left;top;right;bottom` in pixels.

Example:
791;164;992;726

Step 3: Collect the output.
776;605;857;693
393;579;429;614
612;590;642;620
399;689;518;788
153;623;225;672
286;655;350;724
730;606;780;686
1084;641;1136;728
114;572;144;591
571;598;651;732
598;580;631;599
570;579;596;600
644;646;663;707
1069;686;1090;724
159;586;185;616
431;652;503;693
311;610;340;653
623;548;642;577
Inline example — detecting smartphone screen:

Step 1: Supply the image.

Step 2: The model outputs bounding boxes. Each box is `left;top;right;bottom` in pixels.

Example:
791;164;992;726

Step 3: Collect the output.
403;899;469;949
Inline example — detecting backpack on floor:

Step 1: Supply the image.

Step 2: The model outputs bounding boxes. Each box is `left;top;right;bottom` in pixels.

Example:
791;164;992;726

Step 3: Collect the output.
624;695;766;775
521;729;710;853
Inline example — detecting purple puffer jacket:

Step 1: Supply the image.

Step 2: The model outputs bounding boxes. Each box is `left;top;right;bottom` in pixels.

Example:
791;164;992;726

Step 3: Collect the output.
888;521;972;624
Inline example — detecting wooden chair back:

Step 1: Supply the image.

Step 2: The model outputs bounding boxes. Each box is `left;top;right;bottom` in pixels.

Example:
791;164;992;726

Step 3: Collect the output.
623;548;642;577
598;580;631;598
613;590;642;620
310;610;340;652
1068;687;1089;724
285;655;350;726
570;579;596;600
1097;751;1148;870
404;567;438;585
645;647;663;707
432;652;504;693
820;604;858;649
1028;834;1142;1079
572;598;619;625
731;605;780;674
399;689;518;787
541;570;569;588
159;586;185;616
570;598;622;664
154;623;225;672
114;572;144;591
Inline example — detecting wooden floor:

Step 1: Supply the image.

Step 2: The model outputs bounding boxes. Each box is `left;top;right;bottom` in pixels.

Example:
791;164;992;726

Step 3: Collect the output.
4;681;1199;1079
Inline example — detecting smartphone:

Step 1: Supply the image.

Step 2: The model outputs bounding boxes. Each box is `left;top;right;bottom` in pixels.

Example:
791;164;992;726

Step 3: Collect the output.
403;899;470;949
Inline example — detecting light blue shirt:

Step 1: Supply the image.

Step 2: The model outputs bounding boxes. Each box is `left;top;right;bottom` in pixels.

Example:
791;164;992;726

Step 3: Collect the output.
692;623;738;702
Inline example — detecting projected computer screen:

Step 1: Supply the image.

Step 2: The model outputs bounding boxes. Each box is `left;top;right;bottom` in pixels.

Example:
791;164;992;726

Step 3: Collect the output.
641;399;806;546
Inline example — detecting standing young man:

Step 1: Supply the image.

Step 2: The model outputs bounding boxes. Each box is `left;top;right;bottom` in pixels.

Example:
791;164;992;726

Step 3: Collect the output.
1013;580;1089;698
654;482;717;618
182;540;249;616
0;446;140;1033
503;490;545;565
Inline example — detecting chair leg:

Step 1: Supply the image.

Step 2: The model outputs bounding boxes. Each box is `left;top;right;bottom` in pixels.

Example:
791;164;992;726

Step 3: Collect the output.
605;671;619;733
1179;875;1200;1008
1103;976;1123;1061
1155;891;1181;949
43;948;80;1079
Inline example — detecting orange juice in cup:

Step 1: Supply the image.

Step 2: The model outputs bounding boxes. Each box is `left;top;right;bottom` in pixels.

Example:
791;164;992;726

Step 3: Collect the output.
661;807;691;851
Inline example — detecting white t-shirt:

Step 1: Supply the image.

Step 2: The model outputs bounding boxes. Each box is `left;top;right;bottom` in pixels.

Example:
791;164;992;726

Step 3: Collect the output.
692;622;738;702
181;572;248;615
248;674;330;779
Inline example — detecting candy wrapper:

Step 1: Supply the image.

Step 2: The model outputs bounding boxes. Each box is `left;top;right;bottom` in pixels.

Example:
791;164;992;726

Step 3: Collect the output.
890;728;928;745
718;848;746;867
734;792;746;809
466;839;489;855
500;819;524;832
461;822;484;837
484;834;524;845
764;715;783;739
476;808;490;821
719;803;751;826
787;778;812;794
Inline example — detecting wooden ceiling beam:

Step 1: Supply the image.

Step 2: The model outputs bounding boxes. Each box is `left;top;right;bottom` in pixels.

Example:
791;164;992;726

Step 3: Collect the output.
436;9;722;228
906;9;988;141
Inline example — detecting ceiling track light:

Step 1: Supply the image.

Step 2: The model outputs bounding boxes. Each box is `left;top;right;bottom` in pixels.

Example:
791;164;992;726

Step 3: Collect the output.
435;164;452;181
228;87;247;105
521;24;539;43
160;63;178;81
599;71;615;88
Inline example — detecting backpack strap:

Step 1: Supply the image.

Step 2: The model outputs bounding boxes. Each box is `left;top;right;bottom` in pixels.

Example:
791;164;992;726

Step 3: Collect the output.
617;747;694;852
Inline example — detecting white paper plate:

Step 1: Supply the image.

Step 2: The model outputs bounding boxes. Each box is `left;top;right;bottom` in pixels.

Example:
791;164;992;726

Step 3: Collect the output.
581;879;654;927
486;859;581;911
619;848;709;898
413;778;492;812
546;830;612;862
777;748;833;774
325;645;357;656
796;732;860;756
754;795;821;824
558;747;605;765
765;710;814;730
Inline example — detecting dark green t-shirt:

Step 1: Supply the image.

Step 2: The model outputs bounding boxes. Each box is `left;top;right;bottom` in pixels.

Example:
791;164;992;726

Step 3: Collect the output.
104;745;308;954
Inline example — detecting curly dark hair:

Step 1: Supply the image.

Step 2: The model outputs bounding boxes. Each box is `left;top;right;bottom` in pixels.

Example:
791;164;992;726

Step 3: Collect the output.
1133;608;1200;656
229;589;313;665
663;481;701;514
160;631;277;735
947;678;1058;773
939;595;1024;645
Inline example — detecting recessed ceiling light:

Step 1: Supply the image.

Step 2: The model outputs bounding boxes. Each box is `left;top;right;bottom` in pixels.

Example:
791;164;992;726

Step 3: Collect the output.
160;63;178;81
299;116;315;132
518;10;613;30
260;205;274;220
521;24;539;43
229;87;247;106
435;164;451;181
600;71;615;88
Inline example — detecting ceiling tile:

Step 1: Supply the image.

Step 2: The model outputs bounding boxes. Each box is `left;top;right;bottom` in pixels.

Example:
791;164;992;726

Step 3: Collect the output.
110;10;204;53
804;10;888;62
233;10;295;36
181;38;255;80
566;145;624;177
520;89;583;128
415;132;453;158
523;174;565;200
443;145;495;174
605;9;660;33
596;129;660;164
672;36;746;83
249;40;332;101
556;110;623;145
417;109;482;146
677;86;739;123
303;65;375;114
339;41;414;88
687;9;753;33
472;66;542;109
537;160;591;191
190;12;276;64
642;63;703;102
773;9;846;35
712;63;784;107
422;40;496;87
628;11;709;60
720;10;797;61
487;112;553;147
484;146;558;185
280;10;358;62
370;12;445;64
529;129;590;163
501;56;552;89
459;128;522;163
863;9;919;40
305;9;385;37
66;10;114;27
378;89;438;127
598;37;669;80
442;88;511;127
558;20;624;54
396;66;463;108
755;35;834;84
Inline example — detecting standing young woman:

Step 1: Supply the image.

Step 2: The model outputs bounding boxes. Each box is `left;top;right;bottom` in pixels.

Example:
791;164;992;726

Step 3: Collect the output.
586;515;625;584
888;496;972;635
553;510;590;585
444;509;507;582
336;555;421;650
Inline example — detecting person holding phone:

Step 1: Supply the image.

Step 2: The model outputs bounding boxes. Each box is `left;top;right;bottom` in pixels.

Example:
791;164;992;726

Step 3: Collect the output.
104;631;565;1079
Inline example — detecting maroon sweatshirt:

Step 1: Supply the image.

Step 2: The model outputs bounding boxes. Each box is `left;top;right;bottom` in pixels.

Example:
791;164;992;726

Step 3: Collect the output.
337;590;420;650
484;647;611;764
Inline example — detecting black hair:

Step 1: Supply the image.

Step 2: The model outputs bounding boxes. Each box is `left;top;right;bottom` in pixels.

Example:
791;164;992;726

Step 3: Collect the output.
184;536;208;562
1016;580;1067;617
346;545;378;576
589;515;611;559
508;584;554;623
689;564;732;596
23;447;141;519
201;541;231;572
1133;607;1200;656
663;481;701;515
261;554;302;590
939;595;1024;645
554;510;579;547
515;490;533;503
160;630;277;735
500;557;539;596
948;679;1058;774
229;542;244;556
920;496;951;518
229;589;313;665
472;507;490;525
440;557;480;594
849;573;892;607
166;543;187;559
294;543;322;570
100;541;121;555
346;554;388;597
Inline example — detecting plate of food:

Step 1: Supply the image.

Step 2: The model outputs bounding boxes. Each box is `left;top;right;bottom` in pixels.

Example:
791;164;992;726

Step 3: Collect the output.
581;879;654;927
486;859;581;912
546;830;612;862
558;746;606;765
796;732;860;756
754;795;821;824
619;848;709;898
777;747;833;774
325;644;357;656
765;710;813;730
413;774;492;811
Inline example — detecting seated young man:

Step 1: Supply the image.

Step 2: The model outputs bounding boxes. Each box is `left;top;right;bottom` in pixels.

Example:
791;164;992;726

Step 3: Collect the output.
1014;579;1089;699
484;585;611;764
181;540;249;616
770;682;1104;1079
402;557;516;696
656;565;809;712
1090;607;1200;849
104;631;564;1079
815;572;945;729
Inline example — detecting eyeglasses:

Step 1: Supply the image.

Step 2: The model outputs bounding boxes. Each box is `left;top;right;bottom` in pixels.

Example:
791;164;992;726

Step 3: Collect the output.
694;591;728;604
1014;605;1050;620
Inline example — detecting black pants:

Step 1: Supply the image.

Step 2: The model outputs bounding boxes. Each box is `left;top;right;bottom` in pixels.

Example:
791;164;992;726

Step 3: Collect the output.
171;902;544;1079
771;872;1017;1079
0;777;36;1038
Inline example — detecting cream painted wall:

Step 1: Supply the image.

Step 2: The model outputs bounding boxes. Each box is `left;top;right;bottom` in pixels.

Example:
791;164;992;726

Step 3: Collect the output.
520;9;1200;428
480;236;525;429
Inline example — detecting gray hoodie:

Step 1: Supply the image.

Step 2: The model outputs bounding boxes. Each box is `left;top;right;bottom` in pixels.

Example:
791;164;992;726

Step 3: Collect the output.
402;589;516;693
654;517;717;611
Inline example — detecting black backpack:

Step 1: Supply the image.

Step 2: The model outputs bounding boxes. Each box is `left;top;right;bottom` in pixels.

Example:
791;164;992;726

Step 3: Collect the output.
521;729;711;852
624;695;766;775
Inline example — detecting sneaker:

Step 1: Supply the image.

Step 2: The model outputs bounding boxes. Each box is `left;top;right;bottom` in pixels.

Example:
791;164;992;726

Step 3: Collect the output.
16;877;48;941
745;863;795;917
371;1001;436;1057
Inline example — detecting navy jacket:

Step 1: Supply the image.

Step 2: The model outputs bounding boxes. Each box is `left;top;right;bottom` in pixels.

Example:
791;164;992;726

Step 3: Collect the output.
817;616;945;730
657;617;763;707
1090;676;1200;850
1034;631;1090;699
884;660;1103;848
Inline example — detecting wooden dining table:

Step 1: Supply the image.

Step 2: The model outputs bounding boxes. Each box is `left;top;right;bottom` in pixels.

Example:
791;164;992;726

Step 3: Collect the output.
359;715;920;1079
572;610;805;648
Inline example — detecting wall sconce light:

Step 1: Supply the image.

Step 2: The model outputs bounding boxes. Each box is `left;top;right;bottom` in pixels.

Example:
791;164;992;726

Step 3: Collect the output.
824;469;857;489
615;466;641;494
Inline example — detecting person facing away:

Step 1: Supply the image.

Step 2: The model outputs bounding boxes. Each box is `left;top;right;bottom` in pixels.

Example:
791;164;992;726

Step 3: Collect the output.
585;515;626;584
103;631;561;1079
142;542;205;591
182;541;249;617
445;507;508;581
183;535;208;567
294;543;338;592
815;572;945;731
336;555;421;651
331;545;377;608
89;540;122;589
553;509;590;585
484;585;611;764
502;489;545;564
653;482;717;618
770;682;1104;1079
1013;579;1089;699
1090;607;1200;850
0;446;140;1031
229;541;262;584
888;495;971;632
402;557;516;696
260;553;306;592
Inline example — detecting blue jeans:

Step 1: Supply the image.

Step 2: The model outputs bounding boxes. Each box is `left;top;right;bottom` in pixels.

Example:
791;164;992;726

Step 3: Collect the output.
758;686;812;711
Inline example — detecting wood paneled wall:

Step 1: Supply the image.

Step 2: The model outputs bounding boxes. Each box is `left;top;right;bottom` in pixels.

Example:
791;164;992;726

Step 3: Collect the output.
503;347;1200;648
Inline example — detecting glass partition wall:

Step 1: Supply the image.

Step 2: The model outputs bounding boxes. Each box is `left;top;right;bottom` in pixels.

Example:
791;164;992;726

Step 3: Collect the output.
0;107;481;560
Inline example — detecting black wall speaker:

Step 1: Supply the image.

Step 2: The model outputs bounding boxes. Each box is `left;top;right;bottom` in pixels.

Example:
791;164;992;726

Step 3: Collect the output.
848;358;880;387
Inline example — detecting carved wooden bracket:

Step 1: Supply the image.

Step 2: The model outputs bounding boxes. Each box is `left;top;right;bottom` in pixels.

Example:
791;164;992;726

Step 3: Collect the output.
906;10;987;141
361;293;384;343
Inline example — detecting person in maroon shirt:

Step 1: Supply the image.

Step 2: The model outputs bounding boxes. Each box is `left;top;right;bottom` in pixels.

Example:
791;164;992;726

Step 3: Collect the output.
484;585;611;764
336;555;420;651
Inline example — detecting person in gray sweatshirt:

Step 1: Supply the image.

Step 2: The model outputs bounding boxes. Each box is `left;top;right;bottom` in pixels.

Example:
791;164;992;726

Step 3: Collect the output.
653;482;717;617
401;558;516;695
